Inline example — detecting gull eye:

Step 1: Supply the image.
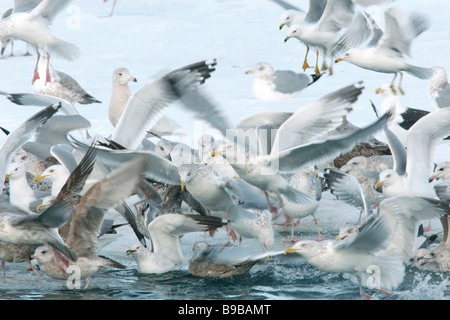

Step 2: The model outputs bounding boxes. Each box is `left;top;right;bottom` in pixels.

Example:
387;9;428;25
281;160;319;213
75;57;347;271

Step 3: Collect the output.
118;73;122;76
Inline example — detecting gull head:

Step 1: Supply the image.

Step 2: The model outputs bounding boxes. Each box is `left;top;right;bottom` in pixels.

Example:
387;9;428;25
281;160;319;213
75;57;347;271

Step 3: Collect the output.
284;240;324;257
34;164;70;183
112;68;137;85
285;24;303;42
178;163;207;191
430;161;450;182
245;62;275;80
375;169;400;190
5;162;26;181
280;10;305;30
31;246;54;265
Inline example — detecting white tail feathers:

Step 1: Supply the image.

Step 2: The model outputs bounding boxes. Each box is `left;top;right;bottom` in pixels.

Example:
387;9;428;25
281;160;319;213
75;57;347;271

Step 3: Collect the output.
50;38;80;60
406;65;433;80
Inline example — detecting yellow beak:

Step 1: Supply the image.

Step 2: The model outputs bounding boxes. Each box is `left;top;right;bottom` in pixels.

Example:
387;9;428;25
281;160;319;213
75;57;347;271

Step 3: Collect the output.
374;181;384;189
181;180;185;191
284;247;297;254
33;175;47;183
279;23;285;30
335;57;344;63
126;249;136;255
245;69;254;75
284;35;292;42
375;88;385;94
5;174;11;180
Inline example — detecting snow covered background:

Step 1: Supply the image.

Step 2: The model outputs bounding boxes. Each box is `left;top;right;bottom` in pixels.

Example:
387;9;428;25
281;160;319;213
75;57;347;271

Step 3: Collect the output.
0;0;449;300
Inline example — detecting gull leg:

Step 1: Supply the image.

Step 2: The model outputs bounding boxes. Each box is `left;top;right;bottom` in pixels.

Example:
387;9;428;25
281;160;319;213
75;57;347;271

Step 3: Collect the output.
321;49;328;72
45;54;51;84
264;191;279;218
32;51;41;84
314;217;325;241
398;72;405;95
328;53;334;76
1;261;5;277
389;73;398;95
302;46;310;71
99;0;117;18
358;276;372;300
315;49;320;75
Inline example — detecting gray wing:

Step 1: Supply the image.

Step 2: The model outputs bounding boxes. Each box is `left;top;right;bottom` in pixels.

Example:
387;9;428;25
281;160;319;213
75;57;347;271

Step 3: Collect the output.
271;81;364;153
377;196;450;261
22;114;91;160
436;87;450;109
334;215;391;254
0;90;80;116
333;11;382;55
69;136;181;186
111;60;218;150
29;0;74;24
66;155;149;257
13;0;42;12
267;110;392;173
324;168;373;217
434;183;450;203
0;103;61;196
304;0;327;23
50;144;78;172
273;70;314;94
383;128;406;175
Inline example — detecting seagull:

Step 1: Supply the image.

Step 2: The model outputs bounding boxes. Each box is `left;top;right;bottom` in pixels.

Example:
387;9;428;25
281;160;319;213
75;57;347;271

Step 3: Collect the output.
374;107;450;199
0;0;80;84
126;213;226;274
0;200;77;263
335;6;433;95
211;83;391;221
428;66;450;109
32;155;149;287
374;83;430;146
188;241;258;279
5;162;50;213
0;103;61;197
108;60;222;150
33;61;101;105
0;0;42;57
178;163;275;250
285;215;405;300
245;62;321;101
284;0;362;75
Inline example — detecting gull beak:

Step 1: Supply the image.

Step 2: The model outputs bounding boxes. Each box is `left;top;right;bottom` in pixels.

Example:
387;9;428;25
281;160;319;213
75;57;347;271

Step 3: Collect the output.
36;204;46;211
429;175;437;183
129;76;137;83
279;23;285;30
375;88;385;95
335;235;347;241
374;181;384;189
181;180;185;191
33;175;47;183
284;35;291;42
5;174;11;180
284;247;297;254
211;150;222;157
245;69;255;75
126;249;136;255
335;57;343;63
